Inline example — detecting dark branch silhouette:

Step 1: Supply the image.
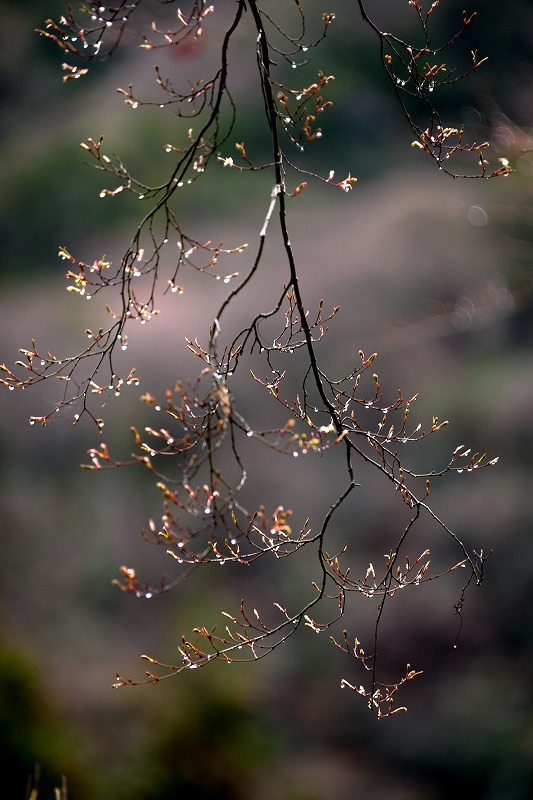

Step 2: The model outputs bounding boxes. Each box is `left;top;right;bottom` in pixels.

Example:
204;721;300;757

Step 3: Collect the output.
2;0;507;718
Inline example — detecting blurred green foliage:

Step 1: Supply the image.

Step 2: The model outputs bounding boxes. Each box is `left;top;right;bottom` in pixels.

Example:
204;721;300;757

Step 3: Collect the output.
0;642;90;799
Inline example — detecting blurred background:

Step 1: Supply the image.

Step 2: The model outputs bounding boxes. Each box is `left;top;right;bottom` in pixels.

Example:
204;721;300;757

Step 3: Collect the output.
1;1;533;798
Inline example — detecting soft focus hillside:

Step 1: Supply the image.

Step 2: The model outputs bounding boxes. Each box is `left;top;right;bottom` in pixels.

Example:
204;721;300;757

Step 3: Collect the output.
1;2;533;799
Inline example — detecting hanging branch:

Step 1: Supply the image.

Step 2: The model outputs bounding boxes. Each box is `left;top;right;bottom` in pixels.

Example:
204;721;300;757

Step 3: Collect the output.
3;0;507;717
